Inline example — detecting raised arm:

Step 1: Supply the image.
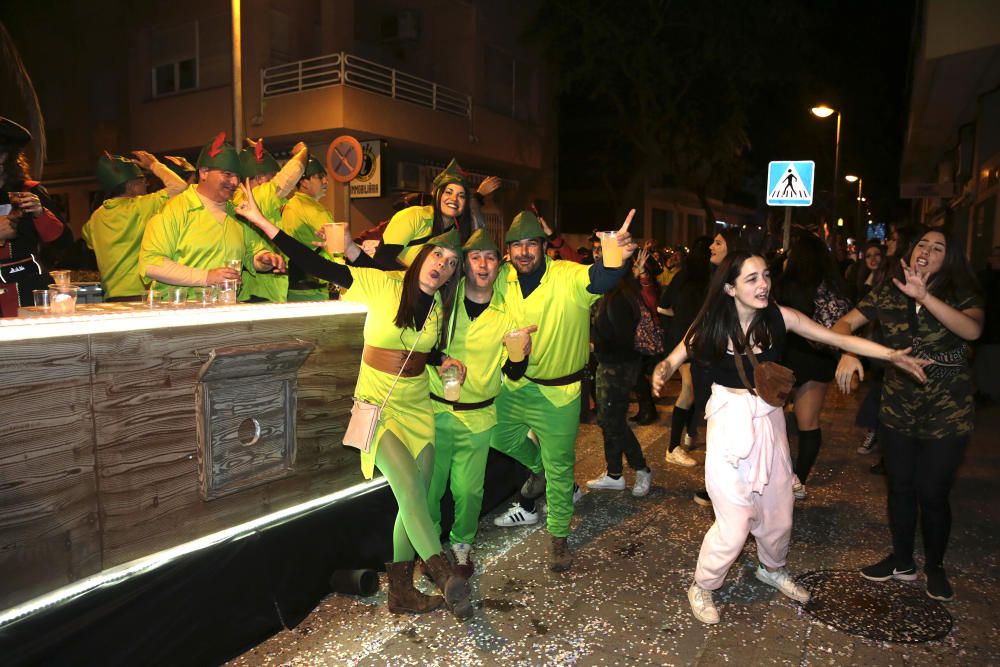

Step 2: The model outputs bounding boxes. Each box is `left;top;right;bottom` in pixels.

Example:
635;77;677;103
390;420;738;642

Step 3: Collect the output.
893;259;983;341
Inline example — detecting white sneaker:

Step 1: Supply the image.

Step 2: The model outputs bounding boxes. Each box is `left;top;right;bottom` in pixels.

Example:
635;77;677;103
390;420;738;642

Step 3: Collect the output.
493;502;539;527
687;583;720;624
755;565;810;603
792;475;807;500
632;469;653;497
665;447;696;467
586;473;626;491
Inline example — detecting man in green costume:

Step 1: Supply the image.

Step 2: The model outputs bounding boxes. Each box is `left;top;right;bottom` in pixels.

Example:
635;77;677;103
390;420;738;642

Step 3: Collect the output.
490;209;637;571
426;228;535;577
139;133;286;297
235;137;308;302
282;157;335;301
83;150;188;300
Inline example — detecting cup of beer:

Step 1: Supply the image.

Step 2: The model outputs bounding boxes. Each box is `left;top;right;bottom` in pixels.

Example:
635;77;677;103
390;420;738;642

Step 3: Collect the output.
441;365;462;402
504;329;528;363
598;231;623;268
322;222;348;257
50;270;72;285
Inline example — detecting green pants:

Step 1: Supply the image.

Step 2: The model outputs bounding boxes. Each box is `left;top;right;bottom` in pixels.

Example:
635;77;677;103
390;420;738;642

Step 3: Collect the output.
374;431;439;562
490;382;581;538
427;411;492;546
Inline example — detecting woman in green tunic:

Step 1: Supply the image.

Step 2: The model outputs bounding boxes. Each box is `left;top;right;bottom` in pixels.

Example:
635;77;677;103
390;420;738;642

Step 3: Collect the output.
236;183;475;620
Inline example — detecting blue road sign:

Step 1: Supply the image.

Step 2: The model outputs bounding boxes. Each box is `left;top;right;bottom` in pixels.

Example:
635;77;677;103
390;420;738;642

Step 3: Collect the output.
766;161;814;206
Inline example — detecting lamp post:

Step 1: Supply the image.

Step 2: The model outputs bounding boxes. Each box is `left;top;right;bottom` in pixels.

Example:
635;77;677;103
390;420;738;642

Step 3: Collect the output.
811;105;841;227
845;174;862;236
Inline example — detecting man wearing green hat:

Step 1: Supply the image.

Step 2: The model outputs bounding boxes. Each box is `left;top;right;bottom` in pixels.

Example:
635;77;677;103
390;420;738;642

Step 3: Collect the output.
425;228;536;577
139;133;286;297
490;209;638;571
282;157;335;301
83;150;188;300
234;138;308;302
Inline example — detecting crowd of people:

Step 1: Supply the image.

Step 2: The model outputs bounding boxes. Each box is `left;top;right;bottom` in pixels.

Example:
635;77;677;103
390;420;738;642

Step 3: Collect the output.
0;114;992;625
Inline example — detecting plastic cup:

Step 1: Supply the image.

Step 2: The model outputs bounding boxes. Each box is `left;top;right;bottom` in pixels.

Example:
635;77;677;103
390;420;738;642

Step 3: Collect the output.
442;366;462;402
166;287;187;305
33;289;50;308
504;329;528;363
197;286;217;305
599;231;623;268
48;285;79;315
323;222;348;257
50;270;72;285
217;279;238;305
143;289;163;308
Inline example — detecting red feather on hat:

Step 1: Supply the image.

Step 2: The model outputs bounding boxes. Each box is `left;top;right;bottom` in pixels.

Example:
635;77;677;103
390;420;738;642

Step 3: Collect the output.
208;132;226;158
103;150;119;173
254;138;264;163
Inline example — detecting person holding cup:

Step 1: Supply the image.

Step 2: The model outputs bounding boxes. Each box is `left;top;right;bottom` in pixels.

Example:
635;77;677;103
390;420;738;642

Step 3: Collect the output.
234;181;476;621
489;209;638;572
283;157;336;301
425;228;537;578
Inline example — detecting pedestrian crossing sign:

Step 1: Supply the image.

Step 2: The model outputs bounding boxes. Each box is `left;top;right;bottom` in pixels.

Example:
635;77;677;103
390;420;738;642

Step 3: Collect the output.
766;160;814;206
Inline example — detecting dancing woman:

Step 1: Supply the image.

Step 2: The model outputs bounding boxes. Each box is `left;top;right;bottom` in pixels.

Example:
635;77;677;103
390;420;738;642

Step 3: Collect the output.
236;182;474;620
653;251;928;624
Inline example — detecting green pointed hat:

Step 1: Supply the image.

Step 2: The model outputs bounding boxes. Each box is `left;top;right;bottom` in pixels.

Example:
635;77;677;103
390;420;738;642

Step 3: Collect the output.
431;158;468;193
462;228;500;255
303;156;326;178
239;138;280;179
196;132;241;174
505;210;546;243
96;151;143;193
161;155;196;177
427;228;462;254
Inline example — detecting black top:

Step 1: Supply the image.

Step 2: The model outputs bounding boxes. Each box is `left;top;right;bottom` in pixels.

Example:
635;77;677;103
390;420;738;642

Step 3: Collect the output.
692;302;786;397
592;292;640;364
659;268;709;351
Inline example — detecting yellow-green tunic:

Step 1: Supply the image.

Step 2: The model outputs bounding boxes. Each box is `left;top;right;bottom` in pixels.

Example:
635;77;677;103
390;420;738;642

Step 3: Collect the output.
139;185;267;299
494;257;600;407
382;205;452;267
282;192;333;301
341;267;444;479
82;189;171;298
428;279;517;432
232;181;289;302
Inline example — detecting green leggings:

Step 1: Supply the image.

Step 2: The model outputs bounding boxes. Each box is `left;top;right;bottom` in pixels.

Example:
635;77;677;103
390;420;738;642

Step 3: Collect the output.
374;430;440;562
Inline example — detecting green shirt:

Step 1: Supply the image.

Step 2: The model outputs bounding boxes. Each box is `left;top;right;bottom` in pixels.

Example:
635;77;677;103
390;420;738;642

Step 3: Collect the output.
428;280;517;433
282;192;333;300
139;185;266;299
383;205;444;267
82;189;172;298
857;281;983;438
233;181;289;302
495;257;599;407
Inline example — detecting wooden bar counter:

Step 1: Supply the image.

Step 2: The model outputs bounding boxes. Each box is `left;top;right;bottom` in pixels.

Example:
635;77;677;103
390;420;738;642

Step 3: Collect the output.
0;301;368;611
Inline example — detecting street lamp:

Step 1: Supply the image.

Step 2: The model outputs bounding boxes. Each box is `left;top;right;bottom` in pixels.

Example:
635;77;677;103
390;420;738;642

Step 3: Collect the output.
811;105;842;227
845;174;862;234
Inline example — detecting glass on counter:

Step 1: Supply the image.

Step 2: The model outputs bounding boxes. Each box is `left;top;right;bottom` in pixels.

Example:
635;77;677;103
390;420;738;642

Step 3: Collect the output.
50;270;72;285
33;290;50;309
48;284;79;315
216;279;238;305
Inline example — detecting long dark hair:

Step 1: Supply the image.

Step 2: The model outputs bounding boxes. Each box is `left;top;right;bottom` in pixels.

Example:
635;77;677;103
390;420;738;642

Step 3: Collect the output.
775;231;846;312
394;244;461;347
894;225;981;302
597;257;642;320
718;227;750;256
431;183;474;242
685;251;773;361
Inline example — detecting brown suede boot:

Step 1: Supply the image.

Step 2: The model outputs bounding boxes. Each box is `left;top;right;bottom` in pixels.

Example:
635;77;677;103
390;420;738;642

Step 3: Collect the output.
386;561;444;614
550;536;573;572
424;553;473;620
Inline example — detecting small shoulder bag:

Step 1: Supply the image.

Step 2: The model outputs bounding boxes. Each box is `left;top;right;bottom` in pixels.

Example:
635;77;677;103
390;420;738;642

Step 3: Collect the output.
732;332;796;408
343;324;426;452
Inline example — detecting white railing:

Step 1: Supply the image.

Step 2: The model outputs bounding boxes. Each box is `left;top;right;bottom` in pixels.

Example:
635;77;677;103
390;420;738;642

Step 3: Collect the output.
261;52;471;119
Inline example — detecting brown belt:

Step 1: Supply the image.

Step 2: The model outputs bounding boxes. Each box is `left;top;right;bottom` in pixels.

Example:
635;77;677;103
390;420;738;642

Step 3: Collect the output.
362;344;429;377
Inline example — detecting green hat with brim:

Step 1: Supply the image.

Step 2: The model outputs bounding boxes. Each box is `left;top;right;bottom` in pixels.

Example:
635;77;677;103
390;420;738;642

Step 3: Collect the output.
505;210;546;244
463;228;500;255
196;132;241;174
303;156;326;178
96;152;143;193
431;158;468;193
239;139;280;179
427;228;462;255
162;155;196;177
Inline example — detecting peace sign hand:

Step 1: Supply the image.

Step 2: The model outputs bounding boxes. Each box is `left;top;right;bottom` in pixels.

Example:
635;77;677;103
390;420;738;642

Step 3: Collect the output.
892;258;928;302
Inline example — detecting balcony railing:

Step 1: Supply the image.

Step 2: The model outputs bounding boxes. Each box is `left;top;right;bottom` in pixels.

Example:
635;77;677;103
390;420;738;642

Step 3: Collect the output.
261;52;472;119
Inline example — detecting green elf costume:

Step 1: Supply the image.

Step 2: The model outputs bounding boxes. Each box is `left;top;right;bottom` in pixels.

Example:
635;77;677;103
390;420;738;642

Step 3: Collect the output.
83;151;187;299
490;211;629;571
282;157;334;301
425;228;528;577
261;222;473;619
232;138;307;302
375;158;473;269
139;133;277;299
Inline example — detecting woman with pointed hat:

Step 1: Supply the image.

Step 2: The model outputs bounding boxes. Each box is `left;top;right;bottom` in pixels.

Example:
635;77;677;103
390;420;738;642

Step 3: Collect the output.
235;181;476;621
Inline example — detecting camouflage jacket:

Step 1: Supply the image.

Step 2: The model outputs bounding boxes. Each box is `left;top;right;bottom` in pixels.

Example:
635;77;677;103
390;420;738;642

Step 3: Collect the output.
857;282;982;438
